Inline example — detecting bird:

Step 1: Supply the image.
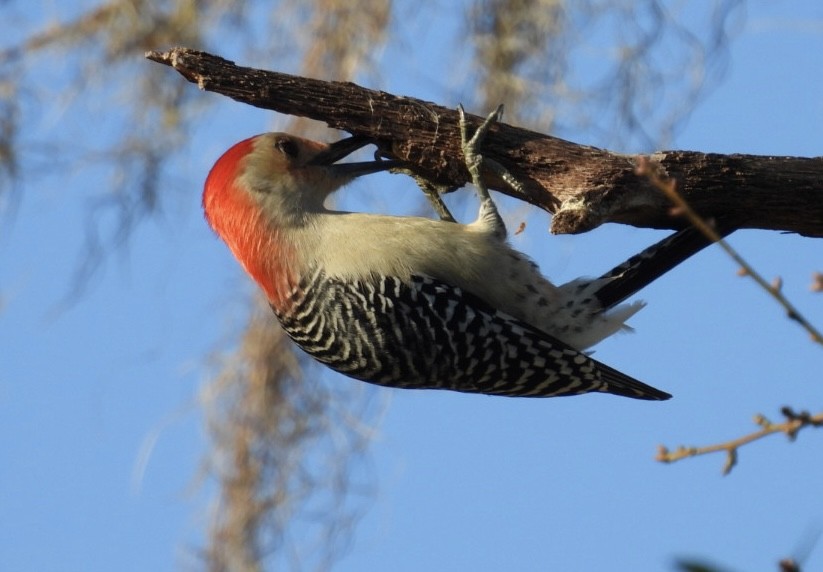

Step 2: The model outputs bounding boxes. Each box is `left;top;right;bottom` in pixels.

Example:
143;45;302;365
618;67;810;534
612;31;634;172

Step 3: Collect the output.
202;107;686;400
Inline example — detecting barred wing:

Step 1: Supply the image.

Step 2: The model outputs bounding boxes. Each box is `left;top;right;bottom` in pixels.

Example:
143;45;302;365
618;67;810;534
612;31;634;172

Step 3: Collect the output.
275;270;670;400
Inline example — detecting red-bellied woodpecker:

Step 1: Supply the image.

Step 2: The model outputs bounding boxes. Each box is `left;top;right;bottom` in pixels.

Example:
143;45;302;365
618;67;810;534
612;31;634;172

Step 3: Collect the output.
203;108;686;400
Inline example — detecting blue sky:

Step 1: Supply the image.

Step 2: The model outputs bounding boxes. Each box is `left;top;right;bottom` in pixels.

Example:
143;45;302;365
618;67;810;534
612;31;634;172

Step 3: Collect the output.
2;1;822;571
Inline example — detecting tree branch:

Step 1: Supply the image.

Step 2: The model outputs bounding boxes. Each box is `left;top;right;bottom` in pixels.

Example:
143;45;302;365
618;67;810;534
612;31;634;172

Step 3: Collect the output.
146;47;823;237
637;158;823;346
656;407;823;475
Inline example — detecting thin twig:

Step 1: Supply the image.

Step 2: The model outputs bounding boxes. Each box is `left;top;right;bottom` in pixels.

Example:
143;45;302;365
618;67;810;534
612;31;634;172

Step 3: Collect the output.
656;407;823;475
636;158;823;347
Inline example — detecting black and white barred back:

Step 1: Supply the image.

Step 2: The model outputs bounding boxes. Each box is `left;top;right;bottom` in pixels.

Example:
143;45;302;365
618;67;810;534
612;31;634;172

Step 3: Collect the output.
274;267;671;400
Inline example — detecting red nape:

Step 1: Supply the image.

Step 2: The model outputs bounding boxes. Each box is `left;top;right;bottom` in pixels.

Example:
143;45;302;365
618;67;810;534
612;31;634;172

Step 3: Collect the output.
202;136;257;218
202;136;297;309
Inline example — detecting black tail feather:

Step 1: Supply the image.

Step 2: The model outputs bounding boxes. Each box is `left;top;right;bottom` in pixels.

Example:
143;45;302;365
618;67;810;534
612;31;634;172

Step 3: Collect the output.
595;223;734;310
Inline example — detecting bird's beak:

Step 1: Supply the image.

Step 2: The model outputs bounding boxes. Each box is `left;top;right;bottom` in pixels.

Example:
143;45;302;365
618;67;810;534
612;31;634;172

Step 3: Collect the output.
308;135;401;178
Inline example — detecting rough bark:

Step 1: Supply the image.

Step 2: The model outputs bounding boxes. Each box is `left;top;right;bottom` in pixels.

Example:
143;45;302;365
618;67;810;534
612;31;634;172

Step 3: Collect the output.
147;47;823;237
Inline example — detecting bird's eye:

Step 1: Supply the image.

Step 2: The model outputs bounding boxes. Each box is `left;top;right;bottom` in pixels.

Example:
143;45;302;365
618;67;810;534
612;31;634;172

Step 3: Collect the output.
276;138;299;158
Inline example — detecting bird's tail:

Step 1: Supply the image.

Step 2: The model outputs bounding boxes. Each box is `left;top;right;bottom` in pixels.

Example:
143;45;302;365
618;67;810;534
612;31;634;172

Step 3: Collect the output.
594;222;733;311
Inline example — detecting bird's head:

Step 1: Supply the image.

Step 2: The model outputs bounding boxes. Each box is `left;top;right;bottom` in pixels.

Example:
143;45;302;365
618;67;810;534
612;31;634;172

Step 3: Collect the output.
203;132;397;231
202;133;398;305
